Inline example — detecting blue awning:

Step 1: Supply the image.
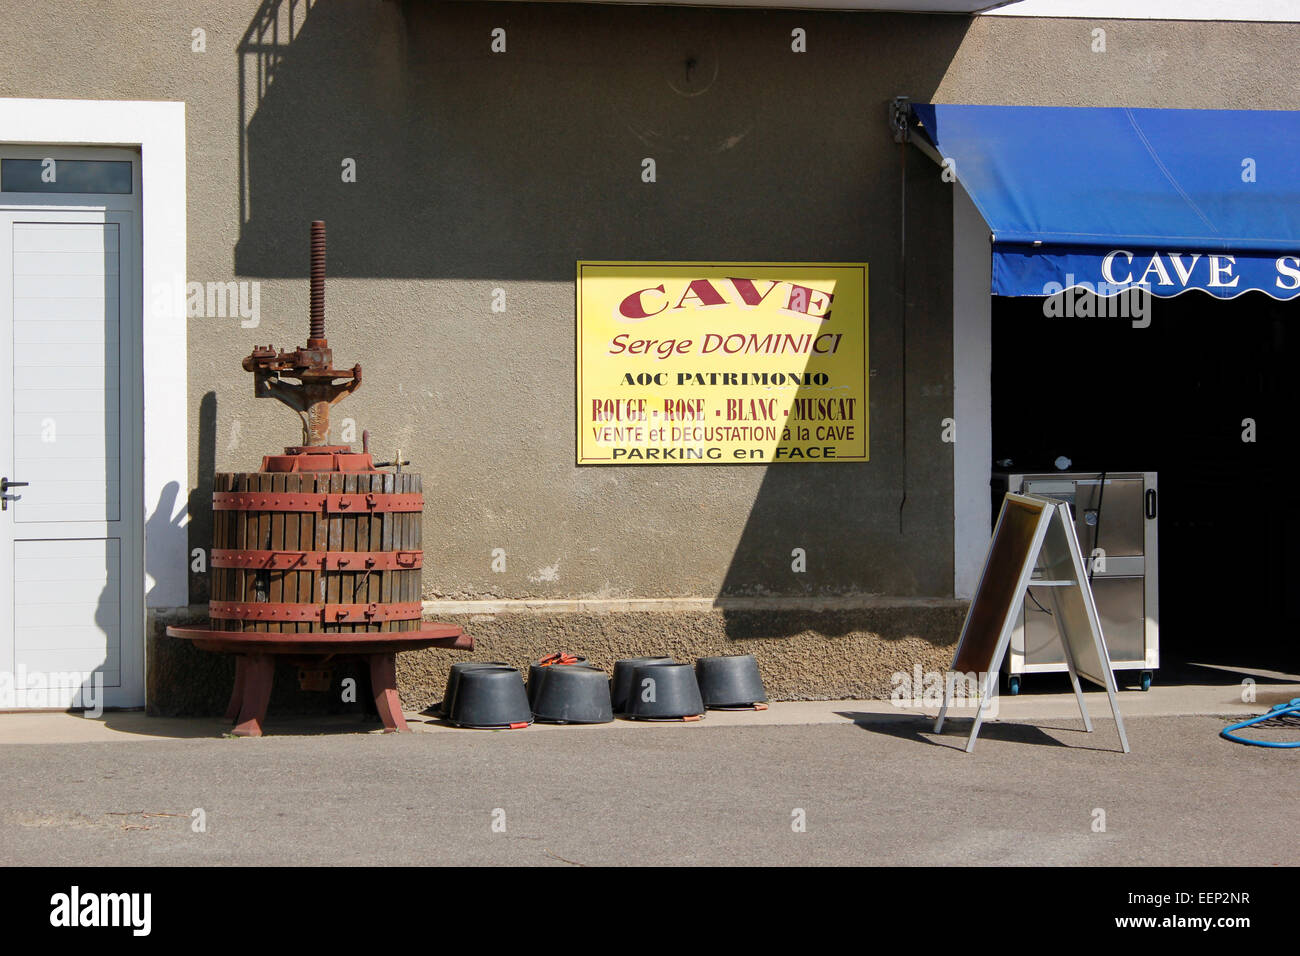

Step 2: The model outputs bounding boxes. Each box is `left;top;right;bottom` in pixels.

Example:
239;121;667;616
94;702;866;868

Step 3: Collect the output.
912;104;1300;300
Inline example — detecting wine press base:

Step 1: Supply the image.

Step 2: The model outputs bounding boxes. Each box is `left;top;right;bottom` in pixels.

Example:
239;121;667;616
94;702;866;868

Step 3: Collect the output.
166;623;472;736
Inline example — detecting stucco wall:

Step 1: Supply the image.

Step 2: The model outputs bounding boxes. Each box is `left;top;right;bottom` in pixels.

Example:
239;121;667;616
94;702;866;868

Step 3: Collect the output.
3;3;1297;709
1;1;965;602
219;1;962;604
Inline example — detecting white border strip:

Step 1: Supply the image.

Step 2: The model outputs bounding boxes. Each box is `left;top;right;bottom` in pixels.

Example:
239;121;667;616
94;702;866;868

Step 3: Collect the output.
0;98;188;609
423;596;967;615
952;184;992;599
984;0;1300;20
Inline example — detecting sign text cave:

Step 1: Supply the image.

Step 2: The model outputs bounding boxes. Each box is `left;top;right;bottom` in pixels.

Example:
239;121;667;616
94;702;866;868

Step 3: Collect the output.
576;262;869;465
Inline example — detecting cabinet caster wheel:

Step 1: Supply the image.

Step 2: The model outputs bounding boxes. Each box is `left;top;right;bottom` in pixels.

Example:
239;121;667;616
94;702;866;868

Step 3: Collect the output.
1140;670;1152;692
1007;675;1021;696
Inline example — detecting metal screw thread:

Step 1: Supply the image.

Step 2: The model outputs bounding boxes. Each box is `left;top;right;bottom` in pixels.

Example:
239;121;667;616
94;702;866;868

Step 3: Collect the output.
309;220;326;341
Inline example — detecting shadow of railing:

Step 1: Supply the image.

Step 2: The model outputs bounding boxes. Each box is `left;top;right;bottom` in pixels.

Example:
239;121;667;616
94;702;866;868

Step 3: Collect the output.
238;0;316;234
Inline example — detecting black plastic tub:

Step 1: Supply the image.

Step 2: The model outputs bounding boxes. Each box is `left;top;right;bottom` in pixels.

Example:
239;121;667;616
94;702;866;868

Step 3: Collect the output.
696;654;768;708
621;662;705;720
531;664;614;724
446;665;533;729
611;656;674;714
437;661;511;716
527;655;590;705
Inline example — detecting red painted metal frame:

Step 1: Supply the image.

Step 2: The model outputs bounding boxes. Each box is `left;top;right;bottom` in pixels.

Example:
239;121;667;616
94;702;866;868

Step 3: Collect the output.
210;548;423;571
168;623;469;651
166;623;472;736
212;492;423;513
209;600;423;624
261;446;378;473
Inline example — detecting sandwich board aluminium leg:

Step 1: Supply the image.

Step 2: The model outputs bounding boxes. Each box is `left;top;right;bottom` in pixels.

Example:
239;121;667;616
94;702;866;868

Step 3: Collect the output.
934;679;952;734
1052;503;1129;754
1101;664;1131;754
1049;584;1094;734
1063;607;1132;754
963;666;1000;754
1065;655;1094;733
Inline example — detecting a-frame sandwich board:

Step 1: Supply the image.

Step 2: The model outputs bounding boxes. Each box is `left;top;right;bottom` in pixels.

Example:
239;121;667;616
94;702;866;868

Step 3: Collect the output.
935;492;1130;754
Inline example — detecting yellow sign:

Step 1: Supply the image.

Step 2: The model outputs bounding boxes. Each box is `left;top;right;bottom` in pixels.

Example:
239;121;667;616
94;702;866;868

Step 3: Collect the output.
576;262;868;464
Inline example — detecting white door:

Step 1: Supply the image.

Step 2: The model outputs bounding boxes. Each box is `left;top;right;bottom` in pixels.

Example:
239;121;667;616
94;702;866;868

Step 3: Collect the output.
0;155;143;709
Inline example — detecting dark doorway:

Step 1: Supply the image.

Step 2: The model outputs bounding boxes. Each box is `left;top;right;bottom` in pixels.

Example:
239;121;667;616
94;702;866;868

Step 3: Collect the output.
992;291;1298;682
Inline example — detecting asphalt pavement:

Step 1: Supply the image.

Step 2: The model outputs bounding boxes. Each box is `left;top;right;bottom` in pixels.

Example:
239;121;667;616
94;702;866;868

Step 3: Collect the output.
0;709;1294;866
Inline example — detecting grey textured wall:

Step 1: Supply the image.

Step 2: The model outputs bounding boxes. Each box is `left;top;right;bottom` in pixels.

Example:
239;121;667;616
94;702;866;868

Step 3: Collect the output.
2;0;967;604
221;0;963;603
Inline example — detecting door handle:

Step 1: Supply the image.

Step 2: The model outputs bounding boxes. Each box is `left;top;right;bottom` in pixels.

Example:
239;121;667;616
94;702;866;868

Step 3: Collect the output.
1;477;28;511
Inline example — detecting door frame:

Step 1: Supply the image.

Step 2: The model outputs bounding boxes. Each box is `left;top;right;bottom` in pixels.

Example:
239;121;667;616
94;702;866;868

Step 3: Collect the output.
0;202;141;707
0;99;187;709
952;182;993;599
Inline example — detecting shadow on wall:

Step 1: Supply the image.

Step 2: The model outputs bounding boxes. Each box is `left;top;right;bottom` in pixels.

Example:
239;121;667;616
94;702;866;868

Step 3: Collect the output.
231;1;969;648
143;476;229;717
187;391;218;604
236;0;970;282
717;142;957;640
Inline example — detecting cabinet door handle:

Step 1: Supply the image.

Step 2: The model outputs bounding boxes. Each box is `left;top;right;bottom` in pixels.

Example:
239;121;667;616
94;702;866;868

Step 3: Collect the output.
1145;488;1157;520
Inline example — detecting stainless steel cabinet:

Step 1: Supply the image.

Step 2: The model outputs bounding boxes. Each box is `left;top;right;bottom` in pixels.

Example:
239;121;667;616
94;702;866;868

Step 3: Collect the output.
991;471;1159;692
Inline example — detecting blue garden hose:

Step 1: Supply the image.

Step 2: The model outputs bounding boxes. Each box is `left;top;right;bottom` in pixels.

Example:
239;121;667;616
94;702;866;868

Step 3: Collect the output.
1220;698;1300;748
